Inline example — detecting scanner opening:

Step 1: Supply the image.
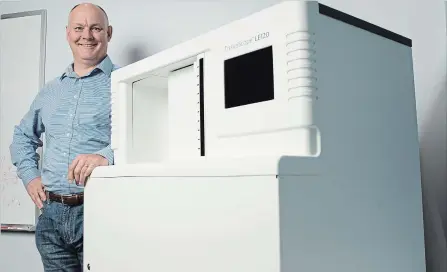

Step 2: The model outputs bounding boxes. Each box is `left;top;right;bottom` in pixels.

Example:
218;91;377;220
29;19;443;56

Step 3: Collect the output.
129;57;203;164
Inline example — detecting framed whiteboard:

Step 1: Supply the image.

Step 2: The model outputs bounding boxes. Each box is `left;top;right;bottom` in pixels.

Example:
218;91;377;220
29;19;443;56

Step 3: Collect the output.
0;10;47;232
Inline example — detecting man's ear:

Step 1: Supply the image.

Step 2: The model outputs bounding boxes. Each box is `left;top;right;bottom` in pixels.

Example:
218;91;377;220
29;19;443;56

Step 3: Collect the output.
107;25;113;41
65;26;69;41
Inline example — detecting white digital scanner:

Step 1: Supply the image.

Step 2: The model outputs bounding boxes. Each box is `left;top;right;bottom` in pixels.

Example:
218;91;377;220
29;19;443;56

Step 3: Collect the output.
83;1;426;271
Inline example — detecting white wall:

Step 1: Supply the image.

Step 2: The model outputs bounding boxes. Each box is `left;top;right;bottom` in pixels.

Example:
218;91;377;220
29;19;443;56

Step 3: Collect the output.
0;0;445;271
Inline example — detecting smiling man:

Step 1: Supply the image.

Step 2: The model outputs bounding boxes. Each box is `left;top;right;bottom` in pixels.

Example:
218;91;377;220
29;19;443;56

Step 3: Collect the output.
9;3;118;271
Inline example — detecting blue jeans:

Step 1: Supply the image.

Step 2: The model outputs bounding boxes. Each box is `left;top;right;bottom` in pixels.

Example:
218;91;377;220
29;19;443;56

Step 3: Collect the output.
35;199;84;271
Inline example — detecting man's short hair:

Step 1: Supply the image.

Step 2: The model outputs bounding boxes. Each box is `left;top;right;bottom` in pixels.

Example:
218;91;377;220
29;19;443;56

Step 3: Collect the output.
70;3;109;24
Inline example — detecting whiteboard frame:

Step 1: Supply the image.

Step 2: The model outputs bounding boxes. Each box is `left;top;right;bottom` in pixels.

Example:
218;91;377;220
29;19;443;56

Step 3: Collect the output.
0;9;47;232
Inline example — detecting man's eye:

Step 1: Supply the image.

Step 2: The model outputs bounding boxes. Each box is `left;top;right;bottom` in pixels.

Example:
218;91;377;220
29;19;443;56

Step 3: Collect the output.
74;27;83;31
92;27;102;32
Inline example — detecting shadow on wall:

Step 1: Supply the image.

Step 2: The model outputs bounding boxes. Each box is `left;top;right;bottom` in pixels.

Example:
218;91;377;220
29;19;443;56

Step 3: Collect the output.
419;75;447;272
419;75;447;206
122;42;151;66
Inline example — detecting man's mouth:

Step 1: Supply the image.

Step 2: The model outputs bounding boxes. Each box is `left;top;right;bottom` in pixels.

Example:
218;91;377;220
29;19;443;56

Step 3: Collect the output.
78;43;97;48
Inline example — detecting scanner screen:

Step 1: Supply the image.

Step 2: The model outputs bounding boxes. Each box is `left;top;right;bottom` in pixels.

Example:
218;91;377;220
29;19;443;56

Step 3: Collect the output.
224;46;274;109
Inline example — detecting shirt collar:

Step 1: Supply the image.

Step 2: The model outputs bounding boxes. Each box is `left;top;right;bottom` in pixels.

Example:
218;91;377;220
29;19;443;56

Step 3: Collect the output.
60;55;114;80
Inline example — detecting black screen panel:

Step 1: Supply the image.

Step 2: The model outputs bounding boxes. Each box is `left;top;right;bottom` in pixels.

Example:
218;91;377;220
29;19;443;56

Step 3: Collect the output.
224;46;274;109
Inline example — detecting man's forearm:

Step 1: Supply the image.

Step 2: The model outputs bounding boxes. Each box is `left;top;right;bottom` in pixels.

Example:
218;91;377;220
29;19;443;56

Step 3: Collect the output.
10;125;43;187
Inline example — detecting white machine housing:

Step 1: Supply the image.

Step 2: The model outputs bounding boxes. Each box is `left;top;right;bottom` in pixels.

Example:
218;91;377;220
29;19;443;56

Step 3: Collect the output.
84;1;426;272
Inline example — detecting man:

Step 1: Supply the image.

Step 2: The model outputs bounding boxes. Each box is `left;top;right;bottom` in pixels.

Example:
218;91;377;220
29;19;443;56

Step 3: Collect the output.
9;3;117;271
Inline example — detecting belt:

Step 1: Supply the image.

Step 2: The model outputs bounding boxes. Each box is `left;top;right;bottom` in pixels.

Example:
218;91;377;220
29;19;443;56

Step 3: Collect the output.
47;191;84;206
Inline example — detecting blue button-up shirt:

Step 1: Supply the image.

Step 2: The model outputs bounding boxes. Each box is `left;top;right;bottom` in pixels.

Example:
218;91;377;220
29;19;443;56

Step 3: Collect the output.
10;55;118;194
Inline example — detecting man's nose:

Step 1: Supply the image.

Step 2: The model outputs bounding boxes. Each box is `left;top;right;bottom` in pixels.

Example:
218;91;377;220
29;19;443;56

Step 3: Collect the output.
81;28;93;39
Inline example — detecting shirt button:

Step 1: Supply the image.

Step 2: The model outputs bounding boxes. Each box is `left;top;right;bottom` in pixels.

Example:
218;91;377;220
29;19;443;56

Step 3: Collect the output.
66;133;70;136
74;95;77;98
63;152;67;156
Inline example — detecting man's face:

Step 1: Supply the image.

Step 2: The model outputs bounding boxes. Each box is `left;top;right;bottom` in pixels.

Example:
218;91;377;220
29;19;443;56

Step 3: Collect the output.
66;5;112;65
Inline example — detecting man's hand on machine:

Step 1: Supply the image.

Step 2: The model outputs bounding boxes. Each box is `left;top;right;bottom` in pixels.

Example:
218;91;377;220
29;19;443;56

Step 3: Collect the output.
67;154;108;186
27;177;46;209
